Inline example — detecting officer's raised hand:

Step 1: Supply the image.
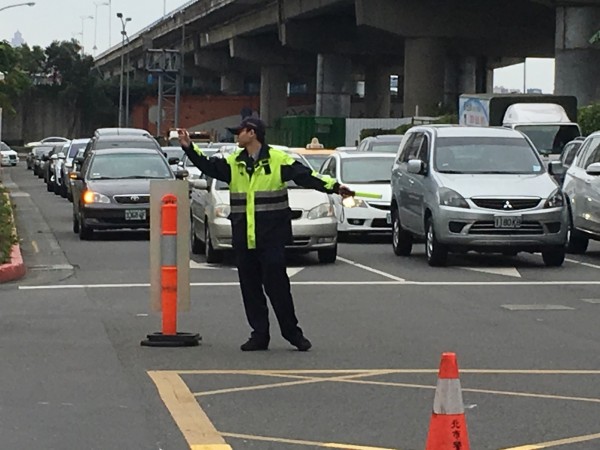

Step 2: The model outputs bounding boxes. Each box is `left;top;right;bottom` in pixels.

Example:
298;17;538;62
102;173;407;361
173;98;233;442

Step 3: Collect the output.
177;128;191;149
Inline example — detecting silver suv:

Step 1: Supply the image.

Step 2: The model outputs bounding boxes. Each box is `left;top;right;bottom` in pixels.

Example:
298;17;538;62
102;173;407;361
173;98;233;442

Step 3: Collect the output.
390;126;568;266
561;131;600;254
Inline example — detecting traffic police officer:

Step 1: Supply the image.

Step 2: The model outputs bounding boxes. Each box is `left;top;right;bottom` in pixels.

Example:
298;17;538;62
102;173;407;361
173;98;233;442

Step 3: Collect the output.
178;118;354;351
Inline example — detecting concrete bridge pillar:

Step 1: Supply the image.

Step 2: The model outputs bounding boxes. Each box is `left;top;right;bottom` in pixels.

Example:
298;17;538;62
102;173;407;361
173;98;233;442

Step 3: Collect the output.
220;71;245;95
260;65;287;126
403;38;445;117
316;54;352;117
365;65;391;118
555;5;600;106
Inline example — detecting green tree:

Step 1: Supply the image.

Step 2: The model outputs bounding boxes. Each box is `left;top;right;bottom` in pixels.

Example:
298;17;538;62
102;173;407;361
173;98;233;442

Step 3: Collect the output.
0;41;32;114
578;104;600;136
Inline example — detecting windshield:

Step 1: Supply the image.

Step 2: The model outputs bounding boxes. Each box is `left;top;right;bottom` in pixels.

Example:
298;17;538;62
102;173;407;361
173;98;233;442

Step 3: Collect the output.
434;137;543;174
163;148;185;160
371;142;402;153
96;139;159;150
88;153;172;180
340;157;394;183
34;147;52;156
68;142;88;159
303;154;329;171
515;125;580;156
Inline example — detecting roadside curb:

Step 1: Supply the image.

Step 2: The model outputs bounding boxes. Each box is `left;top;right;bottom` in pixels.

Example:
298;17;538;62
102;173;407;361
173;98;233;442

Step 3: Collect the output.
0;242;26;283
0;189;26;283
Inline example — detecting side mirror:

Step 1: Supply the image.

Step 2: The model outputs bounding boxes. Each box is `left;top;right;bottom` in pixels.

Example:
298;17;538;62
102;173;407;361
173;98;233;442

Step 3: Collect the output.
69;171;82;181
50;154;58;160
407;159;426;175
175;170;189;180
586;162;600;176
168;157;180;165
74;156;84;164
189;178;208;190
548;161;566;176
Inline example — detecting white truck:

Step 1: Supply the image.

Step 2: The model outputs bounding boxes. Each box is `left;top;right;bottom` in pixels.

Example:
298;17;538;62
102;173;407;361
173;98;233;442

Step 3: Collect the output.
459;94;581;158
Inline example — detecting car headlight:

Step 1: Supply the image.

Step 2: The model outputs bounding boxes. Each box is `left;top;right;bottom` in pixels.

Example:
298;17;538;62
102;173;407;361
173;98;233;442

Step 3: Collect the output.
214;204;230;218
82;190;110;204
439;187;469;208
544;189;564;208
342;197;367;208
307;203;335;219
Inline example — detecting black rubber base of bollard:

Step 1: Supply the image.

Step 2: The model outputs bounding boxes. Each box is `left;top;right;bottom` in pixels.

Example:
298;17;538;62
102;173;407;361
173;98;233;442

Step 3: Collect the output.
140;332;201;347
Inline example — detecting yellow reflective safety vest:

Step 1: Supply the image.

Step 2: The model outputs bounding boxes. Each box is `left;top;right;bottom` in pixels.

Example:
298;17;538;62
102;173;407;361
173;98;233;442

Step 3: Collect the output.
183;143;339;250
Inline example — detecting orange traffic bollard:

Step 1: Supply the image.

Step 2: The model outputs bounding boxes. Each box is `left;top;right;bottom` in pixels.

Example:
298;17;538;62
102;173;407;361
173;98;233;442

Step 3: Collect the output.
425;352;470;450
141;193;199;347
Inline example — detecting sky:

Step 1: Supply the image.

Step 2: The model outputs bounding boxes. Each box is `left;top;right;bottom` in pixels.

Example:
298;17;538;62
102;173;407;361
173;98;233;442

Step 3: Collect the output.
0;0;555;93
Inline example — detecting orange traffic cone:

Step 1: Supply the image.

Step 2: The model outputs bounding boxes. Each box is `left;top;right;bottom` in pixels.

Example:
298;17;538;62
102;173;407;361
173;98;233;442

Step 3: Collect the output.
425;352;470;450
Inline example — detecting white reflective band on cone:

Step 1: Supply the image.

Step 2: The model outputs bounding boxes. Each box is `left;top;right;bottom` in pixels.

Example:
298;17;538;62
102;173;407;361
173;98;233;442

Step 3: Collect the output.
432;379;465;414
160;235;178;266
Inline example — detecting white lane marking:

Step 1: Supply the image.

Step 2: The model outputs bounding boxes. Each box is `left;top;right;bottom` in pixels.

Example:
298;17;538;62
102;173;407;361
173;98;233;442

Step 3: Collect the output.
189;261;221;270
581;299;600;304
29;264;74;271
502;304;575;311
336;256;405;282
460;266;521;278
18;280;600;290
566;257;600;271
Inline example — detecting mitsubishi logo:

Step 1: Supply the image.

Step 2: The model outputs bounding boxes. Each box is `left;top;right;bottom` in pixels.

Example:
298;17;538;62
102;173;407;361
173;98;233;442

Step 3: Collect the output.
503;201;513;210
130;195;140;202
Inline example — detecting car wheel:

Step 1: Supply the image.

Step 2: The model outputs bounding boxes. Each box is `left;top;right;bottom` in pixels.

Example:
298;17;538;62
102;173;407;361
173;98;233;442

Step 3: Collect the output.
425;217;447;267
53;180;61;195
318;245;337;264
60;182;67;199
566;224;588;254
542;246;565;267
190;218;205;254
204;222;222;263
46;177;53;192
79;213;93;240
392;207;412;256
72;214;79;234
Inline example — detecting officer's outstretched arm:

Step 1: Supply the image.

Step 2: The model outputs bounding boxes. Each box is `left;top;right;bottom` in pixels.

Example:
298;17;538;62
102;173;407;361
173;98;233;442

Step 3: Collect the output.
281;160;340;194
181;143;231;183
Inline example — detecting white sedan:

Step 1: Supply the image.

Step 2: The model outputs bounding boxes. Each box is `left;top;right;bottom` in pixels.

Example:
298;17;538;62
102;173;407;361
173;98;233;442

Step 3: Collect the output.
319;152;395;234
1;143;19;166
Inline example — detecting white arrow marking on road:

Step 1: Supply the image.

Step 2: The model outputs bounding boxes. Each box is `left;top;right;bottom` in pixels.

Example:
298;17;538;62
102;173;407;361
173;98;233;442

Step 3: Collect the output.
286;267;304;278
460;266;522;278
190;260;305;277
189;261;221;270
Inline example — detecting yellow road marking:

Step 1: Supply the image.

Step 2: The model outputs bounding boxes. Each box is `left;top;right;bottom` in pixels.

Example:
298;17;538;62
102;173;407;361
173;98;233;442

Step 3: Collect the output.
500;431;600;449
174;369;600;375
193;371;398;397
147;371;232;450
31;240;39;253
221;431;397;449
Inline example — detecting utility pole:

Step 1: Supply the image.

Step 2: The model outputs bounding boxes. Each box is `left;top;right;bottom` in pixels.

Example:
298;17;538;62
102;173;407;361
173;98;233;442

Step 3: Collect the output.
116;12;131;127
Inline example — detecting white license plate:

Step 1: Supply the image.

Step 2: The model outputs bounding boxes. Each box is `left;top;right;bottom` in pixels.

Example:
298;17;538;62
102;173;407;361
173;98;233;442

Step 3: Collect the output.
386;212;392;224
494;216;521;228
125;209;146;221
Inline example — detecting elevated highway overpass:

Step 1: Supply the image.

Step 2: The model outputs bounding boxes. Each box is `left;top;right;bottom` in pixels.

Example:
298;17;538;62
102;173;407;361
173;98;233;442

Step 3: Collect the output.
95;0;600;130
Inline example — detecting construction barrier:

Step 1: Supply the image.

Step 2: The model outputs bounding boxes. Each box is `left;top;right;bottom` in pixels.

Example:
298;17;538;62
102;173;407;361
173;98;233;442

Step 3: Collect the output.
425;352;470;450
141;187;200;347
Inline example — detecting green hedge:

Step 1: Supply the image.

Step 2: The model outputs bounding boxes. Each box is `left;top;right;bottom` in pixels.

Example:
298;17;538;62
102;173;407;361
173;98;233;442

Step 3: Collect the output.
0;188;17;264
578;104;600;136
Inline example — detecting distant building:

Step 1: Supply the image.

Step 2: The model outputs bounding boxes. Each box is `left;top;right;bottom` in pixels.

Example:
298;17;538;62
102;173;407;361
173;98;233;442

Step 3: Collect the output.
10;31;24;47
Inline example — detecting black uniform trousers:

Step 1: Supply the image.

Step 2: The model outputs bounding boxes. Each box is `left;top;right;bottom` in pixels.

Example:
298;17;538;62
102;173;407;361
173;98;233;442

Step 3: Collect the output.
235;245;303;342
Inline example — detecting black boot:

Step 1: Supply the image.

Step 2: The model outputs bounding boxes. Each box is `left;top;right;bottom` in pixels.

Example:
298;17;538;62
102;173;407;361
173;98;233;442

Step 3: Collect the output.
288;335;312;352
240;337;269;351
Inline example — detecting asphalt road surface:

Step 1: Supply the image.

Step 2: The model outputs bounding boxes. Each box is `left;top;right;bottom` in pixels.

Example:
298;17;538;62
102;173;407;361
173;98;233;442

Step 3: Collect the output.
2;162;600;450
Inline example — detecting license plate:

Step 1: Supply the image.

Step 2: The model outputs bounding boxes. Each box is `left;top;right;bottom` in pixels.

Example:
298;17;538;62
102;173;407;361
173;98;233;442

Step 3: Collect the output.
494;216;521;228
386;212;392;224
125;209;146;221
